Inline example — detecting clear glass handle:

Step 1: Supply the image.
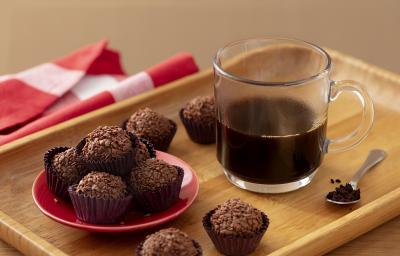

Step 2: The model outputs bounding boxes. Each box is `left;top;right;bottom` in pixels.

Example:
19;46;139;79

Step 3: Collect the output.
327;80;374;153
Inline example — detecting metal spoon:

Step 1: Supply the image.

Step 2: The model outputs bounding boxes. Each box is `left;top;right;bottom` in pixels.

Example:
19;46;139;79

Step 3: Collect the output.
326;149;387;205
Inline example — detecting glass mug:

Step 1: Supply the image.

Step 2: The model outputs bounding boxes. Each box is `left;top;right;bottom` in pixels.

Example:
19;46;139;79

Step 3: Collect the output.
213;37;374;193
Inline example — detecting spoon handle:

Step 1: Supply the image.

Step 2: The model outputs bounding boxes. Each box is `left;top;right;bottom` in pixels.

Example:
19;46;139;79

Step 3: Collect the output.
349;149;387;188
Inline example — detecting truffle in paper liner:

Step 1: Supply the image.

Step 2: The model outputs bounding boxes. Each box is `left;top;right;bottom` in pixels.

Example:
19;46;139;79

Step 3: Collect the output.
132;166;184;213
68;185;132;224
179;109;215;144
202;209;269;256
135;238;203;256
123;118;177;152
76;132;138;177
44;146;77;199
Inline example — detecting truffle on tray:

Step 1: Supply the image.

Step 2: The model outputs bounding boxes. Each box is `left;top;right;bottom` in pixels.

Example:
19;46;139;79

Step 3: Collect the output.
136;227;202;256
179;95;216;144
202;198;269;256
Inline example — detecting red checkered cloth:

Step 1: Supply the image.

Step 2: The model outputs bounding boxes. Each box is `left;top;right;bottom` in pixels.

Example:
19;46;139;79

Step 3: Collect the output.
0;40;198;145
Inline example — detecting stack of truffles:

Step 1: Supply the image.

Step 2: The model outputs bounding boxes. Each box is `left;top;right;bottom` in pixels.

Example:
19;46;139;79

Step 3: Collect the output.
44;108;182;224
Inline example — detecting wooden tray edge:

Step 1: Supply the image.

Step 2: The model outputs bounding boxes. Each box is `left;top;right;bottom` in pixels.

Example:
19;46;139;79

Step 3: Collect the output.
269;187;400;256
327;48;400;83
0;210;67;256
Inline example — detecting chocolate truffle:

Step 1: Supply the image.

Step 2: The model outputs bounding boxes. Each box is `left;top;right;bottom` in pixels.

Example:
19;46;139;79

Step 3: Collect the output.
68;171;132;224
137;228;201;256
131;158;178;192
77;125;137;176
76;171;127;199
210;198;264;236
182;96;215;123
44;146;86;198
130;158;184;212
179;96;215;144
82;126;133;161
125;108;177;151
203;198;269;256
51;148;85;184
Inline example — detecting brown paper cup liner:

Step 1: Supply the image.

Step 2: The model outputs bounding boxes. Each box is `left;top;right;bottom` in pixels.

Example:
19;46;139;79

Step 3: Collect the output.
76;132;138;177
132;166;184;213
202;210;269;256
123;118;177;152
68;185;133;224
135;238;202;256
179;109;215;144
44;146;75;199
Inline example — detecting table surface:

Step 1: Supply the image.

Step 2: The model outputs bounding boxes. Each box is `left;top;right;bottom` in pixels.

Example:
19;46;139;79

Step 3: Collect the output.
1;216;399;255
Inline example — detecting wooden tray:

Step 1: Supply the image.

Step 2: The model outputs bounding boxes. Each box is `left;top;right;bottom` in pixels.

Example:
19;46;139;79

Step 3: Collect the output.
1;49;400;256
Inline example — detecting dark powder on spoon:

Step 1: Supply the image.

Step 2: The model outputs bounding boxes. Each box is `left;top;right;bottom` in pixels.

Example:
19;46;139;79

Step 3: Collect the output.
326;183;361;203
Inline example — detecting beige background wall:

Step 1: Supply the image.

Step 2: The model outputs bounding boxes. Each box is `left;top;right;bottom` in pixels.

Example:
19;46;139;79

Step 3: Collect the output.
0;0;399;75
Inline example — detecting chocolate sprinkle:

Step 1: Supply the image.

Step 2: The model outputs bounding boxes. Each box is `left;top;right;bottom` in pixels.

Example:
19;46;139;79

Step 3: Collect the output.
182;96;215;123
130;158;178;192
76;171;128;199
326;183;361;202
210;198;264;236
140;228;199;256
335;179;341;183
330;179;334;184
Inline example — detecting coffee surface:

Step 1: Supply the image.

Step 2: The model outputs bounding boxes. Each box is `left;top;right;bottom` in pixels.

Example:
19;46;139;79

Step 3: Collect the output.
217;98;326;184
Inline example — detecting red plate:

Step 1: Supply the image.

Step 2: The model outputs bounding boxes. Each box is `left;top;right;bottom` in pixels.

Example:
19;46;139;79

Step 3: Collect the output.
32;151;199;233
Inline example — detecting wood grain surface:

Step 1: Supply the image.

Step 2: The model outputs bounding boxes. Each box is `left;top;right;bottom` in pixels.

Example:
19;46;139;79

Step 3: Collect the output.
0;50;400;255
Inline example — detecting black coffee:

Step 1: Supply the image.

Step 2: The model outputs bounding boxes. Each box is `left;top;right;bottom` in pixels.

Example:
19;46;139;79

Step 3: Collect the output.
217;98;326;184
